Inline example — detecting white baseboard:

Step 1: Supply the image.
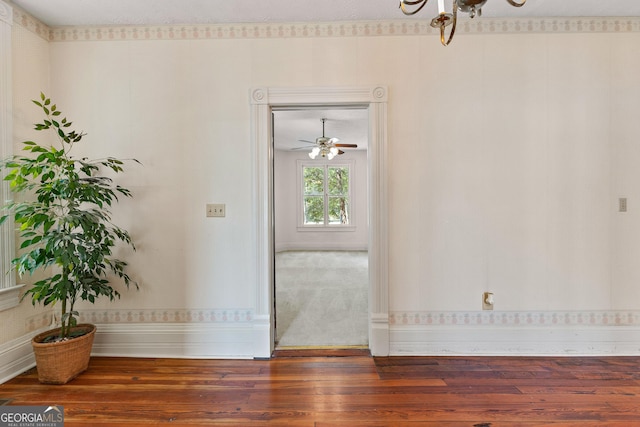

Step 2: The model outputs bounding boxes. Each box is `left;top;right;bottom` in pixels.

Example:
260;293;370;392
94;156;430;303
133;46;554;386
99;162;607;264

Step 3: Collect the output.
390;325;640;356
370;313;390;356
91;323;255;359
0;326;51;384
0;322;257;384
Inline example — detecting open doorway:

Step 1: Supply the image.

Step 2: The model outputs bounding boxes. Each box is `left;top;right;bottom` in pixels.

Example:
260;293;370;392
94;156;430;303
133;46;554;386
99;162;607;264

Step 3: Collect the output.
273;108;369;348
249;85;389;358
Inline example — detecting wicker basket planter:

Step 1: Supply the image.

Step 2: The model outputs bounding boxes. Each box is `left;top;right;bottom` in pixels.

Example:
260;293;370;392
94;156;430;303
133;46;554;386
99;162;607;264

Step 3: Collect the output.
31;324;96;384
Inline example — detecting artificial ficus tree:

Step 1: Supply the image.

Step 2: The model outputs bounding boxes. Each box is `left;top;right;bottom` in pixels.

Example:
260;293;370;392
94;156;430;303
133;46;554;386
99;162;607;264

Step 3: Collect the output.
0;93;138;340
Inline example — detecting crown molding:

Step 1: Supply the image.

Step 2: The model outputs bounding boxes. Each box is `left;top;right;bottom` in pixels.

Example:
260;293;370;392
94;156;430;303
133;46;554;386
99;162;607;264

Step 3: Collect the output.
12;3;50;40
6;16;638;43
0;1;11;26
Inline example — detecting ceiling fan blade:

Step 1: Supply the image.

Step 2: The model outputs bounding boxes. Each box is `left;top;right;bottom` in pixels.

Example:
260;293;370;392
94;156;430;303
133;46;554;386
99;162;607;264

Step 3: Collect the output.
335;143;357;148
338;149;345;155
298;139;317;145
291;146;312;150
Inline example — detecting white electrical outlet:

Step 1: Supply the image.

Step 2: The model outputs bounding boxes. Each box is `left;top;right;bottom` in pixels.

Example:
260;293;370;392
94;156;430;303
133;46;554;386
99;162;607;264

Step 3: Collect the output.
482;292;494;310
206;204;225;217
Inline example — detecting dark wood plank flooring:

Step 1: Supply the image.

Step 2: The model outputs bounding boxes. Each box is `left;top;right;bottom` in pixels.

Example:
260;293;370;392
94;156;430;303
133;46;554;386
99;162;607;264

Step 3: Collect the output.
1;353;639;426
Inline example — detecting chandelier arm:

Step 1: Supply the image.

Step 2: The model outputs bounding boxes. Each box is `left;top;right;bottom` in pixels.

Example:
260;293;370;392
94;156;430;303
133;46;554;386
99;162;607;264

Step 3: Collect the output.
398;0;525;46
399;0;429;16
439;0;458;46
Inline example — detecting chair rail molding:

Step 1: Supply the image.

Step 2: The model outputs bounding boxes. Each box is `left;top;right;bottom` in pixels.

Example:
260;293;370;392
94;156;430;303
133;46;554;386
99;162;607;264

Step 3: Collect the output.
250;86;389;357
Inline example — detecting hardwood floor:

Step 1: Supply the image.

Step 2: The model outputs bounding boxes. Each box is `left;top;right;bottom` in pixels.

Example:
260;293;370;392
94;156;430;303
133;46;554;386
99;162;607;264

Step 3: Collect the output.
1;352;639;426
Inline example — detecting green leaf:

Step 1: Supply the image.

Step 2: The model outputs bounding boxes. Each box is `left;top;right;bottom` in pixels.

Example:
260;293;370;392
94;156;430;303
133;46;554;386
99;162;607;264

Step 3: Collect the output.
8;93;140;323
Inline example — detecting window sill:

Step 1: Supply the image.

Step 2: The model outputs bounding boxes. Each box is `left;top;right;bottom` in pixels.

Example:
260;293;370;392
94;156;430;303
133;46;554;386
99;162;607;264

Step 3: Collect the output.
0;284;26;312
297;226;356;232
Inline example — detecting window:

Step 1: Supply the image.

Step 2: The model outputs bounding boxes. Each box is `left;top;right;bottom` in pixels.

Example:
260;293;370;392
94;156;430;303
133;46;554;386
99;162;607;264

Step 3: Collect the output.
301;163;352;227
0;6;21;311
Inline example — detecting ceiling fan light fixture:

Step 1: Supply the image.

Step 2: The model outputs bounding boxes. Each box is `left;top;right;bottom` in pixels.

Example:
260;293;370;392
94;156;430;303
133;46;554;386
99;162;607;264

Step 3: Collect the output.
309;147;320;159
301;117;357;160
309;119;339;161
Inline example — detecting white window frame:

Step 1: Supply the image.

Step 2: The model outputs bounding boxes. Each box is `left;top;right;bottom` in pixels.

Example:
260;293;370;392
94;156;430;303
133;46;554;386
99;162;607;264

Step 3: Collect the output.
0;1;23;311
297;159;355;231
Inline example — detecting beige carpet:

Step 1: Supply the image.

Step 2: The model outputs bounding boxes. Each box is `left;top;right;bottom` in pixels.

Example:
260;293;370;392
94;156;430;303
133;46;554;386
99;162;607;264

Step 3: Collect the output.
275;250;368;348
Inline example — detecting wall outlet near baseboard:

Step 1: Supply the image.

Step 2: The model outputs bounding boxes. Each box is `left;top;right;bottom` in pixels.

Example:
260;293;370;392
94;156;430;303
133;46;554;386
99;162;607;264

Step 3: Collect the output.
482;292;494;310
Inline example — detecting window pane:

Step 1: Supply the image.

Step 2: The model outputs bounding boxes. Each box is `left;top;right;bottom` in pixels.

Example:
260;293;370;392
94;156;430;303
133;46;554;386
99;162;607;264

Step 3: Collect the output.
303;167;324;195
328;197;349;224
304;196;324;224
328;167;349;196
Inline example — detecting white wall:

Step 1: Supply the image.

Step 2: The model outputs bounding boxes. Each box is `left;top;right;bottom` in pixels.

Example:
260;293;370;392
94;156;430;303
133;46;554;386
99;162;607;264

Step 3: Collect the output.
47;29;640;353
5;15;640;366
0;11;54;383
274;149;368;252
393;33;613;312
2;20;51;341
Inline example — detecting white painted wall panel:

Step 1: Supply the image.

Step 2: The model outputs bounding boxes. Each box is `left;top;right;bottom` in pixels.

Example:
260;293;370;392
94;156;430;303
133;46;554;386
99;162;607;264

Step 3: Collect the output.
45;30;640;314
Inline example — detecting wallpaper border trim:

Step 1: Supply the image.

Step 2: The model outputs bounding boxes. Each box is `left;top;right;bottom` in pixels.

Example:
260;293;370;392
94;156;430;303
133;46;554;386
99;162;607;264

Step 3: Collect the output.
80;309;254;324
390;310;640;327
11;7;640;43
27;309;640;332
47;19;640;42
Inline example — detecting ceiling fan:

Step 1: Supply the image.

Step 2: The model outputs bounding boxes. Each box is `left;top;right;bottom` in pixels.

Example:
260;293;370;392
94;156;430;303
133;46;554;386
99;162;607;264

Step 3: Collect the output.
296;118;358;160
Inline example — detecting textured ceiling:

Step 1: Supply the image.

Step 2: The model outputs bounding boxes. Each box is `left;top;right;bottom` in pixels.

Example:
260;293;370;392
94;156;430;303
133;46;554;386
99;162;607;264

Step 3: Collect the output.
10;0;640;27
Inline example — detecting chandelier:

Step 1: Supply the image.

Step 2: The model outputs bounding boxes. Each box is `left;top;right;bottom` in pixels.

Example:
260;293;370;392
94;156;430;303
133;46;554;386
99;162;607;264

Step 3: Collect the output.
399;0;527;46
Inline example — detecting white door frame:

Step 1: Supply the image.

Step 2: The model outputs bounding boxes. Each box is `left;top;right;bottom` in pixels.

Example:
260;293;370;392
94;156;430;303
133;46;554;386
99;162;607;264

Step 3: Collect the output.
250;86;389;357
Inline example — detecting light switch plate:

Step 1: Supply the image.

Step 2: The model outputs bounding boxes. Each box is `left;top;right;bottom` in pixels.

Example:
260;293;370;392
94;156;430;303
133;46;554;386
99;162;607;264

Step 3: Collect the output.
206;204;225;217
619;197;627;212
